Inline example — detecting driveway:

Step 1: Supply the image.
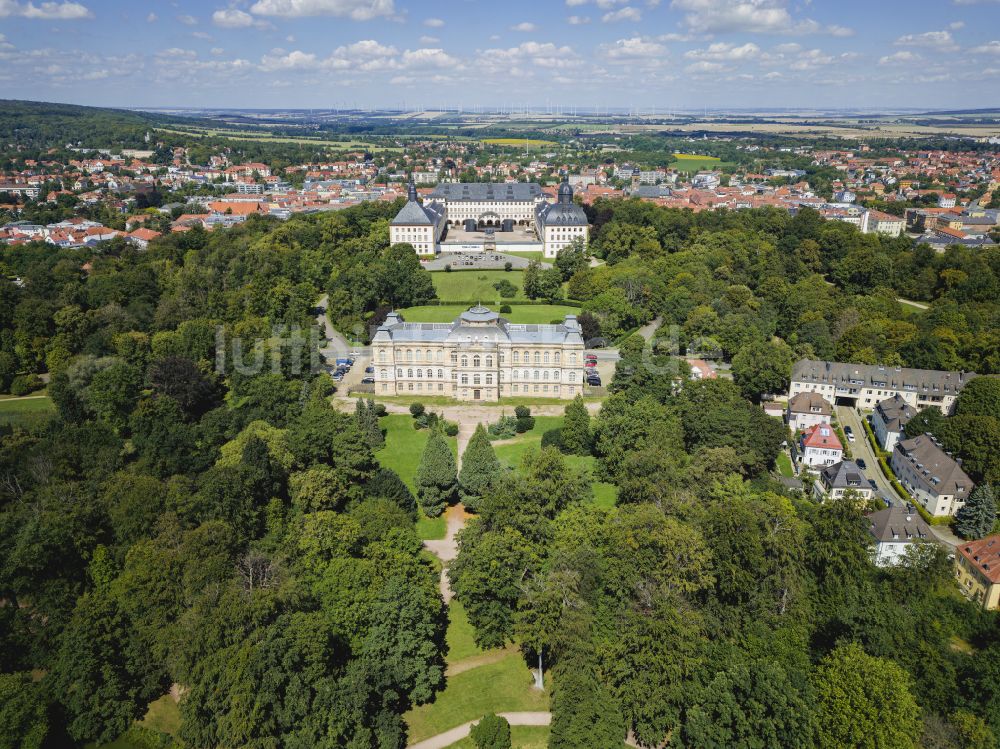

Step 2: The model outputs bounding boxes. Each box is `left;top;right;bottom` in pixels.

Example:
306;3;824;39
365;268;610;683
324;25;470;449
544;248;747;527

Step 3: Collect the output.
836;405;897;506
315;294;370;391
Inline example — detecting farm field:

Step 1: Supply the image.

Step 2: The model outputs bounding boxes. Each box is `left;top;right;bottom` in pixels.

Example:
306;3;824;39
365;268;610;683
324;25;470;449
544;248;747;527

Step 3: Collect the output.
432;270;526;303
154;127;401;151
398;304;580;324
483;138;558;148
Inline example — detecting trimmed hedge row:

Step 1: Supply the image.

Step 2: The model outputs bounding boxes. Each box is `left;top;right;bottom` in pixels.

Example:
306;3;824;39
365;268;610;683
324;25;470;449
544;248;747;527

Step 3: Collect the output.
418;299;585;307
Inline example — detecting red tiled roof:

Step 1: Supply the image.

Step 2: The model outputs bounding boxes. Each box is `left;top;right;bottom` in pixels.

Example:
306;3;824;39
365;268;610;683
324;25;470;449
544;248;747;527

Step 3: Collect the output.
959;536;1000;584
802;423;843;451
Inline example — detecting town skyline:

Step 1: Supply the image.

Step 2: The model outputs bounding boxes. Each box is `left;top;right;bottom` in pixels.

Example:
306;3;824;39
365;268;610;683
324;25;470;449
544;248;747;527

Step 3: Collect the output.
2;0;1000;109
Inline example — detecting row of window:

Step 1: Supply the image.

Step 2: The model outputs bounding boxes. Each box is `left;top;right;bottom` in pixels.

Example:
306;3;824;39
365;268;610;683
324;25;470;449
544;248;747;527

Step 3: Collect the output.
380;382;572;395
386;368;577;383
379;349;576;366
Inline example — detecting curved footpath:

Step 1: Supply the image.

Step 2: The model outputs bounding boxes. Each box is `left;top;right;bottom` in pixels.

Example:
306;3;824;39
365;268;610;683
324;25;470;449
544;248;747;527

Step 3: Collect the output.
407;712;551;749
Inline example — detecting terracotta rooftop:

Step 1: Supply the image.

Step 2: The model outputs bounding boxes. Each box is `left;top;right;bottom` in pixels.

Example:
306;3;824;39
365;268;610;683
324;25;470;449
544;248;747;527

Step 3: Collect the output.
959;536;1000;584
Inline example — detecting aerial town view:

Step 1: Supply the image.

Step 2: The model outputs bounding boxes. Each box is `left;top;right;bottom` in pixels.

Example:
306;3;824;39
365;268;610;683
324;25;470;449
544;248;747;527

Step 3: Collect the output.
4;0;1000;747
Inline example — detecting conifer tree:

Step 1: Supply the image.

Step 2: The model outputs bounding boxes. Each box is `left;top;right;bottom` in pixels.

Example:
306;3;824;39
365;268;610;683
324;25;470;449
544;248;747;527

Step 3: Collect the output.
416;427;456;517
459;424;502;512
954;484;997;540
560;395;592;455
354;398;383;451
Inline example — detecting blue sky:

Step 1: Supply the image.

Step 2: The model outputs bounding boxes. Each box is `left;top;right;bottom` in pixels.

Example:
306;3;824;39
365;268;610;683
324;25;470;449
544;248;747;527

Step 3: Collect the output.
1;0;1000;109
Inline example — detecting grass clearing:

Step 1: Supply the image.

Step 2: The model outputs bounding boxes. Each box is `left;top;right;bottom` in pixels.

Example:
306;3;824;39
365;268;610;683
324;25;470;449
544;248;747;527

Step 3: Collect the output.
447;601;486;663
776;452;794;478
0;395;55;428
493;416;617;508
399;304;580;324
88;694;181;749
375;413;456;540
671;154;731;173
433;270;526;303
405;653;549;743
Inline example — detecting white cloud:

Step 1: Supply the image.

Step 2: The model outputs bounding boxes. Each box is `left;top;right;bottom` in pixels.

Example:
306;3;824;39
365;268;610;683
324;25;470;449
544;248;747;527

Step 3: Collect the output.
601;35;667;59
259;49;318;70
423;17;443;27
511;21;537;31
478;41;580;75
419;35;439;44
685;60;728;73
949;20;965;29
670;0;835;35
258;39;460;74
879;50;921;65
827;24;854;37
568;14;590;23
970;40;1000;54
213;8;253;27
177;14;197;25
192;30;212;39
146;12;157;22
894;30;958;51
248;0;395;20
685;41;760;60
602;6;640;21
0;0;92;19
211;46;224;55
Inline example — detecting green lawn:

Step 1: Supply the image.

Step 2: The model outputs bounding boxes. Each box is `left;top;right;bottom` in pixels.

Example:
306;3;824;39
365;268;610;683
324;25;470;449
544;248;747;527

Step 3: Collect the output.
0;395;55;428
493;416;617;508
447;600;486;663
776;452;794;478
88;695;181;749
433;270;526;303
405;653;549;743
671;154;733;173
398;304;580;324
375;413;456;540
445;726;551;749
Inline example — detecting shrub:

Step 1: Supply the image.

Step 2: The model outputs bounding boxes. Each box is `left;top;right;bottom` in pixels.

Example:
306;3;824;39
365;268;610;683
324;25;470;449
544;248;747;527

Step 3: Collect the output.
492;279;518;298
541;427;563;450
514;405;531;419
373;403;387;417
9;374;43;397
515;416;535;433
504;261;513;272
444;264;452;272
487;414;518;440
443;421;459;437
471;713;511;749
409;402;425;418
499;304;512;314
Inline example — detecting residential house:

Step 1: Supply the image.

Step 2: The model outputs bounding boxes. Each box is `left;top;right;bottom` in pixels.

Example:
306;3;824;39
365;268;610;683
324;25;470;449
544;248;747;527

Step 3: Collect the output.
799;423;843;468
955;535;1000;610
813;460;873;502
868;504;932;567
685;359;716;381
787;391;833;432
891;434;974;518
871;394;918;453
126;228;162;250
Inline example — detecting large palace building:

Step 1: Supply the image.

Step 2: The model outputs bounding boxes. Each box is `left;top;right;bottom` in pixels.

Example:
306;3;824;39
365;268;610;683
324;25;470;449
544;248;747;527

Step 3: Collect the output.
370;306;586;402
389;177;588;258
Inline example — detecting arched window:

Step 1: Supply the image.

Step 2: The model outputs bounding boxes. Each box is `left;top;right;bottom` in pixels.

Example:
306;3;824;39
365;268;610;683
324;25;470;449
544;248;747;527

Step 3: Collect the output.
379;350;386;363
473;355;481;368
397;368;403;377
406;349;413;362
569;371;576;382
485;356;493;368
533;370;540;380
513;351;520;363
533;352;541;365
437;350;444;362
407;368;413;378
544;351;550;364
416;369;422;378
437;369;444;378
415;349;422;361
450;351;458;364
461;356;468;367
554;352;561;364
380;369;387;379
486;374;493;385
570;353;577;364
543;370;549;380
473;374;481;385
461;374;469;385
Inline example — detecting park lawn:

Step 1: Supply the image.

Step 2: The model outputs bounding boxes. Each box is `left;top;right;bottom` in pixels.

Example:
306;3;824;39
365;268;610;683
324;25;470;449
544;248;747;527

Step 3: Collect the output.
671;154;732;173
405;654;549;744
375;413;456;540
511;251;546;264
776;452;794;478
483;138;558;148
493;416;617;508
447;601;486;663
399;304;580;324
445;726;551;749
0;395;55;428
433;270;527;303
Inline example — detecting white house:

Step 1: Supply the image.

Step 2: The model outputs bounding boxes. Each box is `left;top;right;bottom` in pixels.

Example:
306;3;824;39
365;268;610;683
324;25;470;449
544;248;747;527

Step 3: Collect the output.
787;391;832;432
799;423;843;468
867;504;932;567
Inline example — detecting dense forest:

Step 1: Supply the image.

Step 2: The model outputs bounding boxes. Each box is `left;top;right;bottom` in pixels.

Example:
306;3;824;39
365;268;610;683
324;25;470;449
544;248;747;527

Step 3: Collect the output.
2;187;1000;747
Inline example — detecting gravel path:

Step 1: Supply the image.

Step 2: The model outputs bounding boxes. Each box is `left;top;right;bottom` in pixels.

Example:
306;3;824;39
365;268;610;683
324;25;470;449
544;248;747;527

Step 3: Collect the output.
407;712;552;749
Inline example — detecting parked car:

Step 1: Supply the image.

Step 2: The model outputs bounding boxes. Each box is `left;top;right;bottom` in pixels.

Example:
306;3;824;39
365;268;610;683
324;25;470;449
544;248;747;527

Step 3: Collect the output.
365;366;374;374
844;426;855;442
587;376;602;386
856;458;866;470
361;376;375;384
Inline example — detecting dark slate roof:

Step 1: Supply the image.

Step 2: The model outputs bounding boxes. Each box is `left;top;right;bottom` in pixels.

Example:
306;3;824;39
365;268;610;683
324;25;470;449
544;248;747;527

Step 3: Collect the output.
536;200;589;228
630;185;673;199
791;359;976;395
874;394;917;433
819;460;868;491
867;504;931;544
894;434;974;498
427;182;542;202
390;198;445;227
788;391;832;415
